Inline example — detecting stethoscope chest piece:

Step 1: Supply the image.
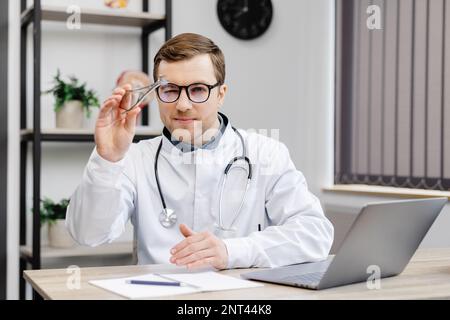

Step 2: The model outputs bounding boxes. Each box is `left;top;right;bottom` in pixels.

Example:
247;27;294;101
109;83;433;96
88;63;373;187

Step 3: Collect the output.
159;208;177;228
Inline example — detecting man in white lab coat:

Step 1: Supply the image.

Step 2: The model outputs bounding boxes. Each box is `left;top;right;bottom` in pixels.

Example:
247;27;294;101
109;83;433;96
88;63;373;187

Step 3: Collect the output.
66;33;334;270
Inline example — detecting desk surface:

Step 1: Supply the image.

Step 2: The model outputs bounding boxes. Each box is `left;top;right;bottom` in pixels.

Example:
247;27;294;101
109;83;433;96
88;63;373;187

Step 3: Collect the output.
24;248;450;300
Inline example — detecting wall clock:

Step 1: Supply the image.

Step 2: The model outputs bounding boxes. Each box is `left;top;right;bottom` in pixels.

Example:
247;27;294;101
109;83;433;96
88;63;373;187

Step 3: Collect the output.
217;0;273;40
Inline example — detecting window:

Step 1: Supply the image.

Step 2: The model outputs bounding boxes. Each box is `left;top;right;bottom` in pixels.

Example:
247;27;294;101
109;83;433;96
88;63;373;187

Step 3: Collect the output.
335;0;450;190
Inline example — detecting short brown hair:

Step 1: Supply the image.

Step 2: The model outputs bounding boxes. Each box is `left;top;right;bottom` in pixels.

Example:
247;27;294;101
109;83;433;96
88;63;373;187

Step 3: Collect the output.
153;33;225;84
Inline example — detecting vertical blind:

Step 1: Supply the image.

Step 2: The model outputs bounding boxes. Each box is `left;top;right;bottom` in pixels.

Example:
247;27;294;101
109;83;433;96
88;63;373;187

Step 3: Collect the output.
335;0;450;190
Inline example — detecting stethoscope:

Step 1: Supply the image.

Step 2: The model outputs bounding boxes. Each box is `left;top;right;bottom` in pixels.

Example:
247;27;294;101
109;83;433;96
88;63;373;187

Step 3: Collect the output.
155;127;252;229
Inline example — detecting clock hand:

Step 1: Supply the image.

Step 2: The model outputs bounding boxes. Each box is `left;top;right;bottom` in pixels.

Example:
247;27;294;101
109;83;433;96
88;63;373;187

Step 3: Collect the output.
234;8;246;19
233;2;249;19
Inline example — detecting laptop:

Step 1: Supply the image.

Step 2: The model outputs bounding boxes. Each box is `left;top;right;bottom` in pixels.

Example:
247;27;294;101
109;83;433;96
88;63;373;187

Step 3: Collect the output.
241;197;447;290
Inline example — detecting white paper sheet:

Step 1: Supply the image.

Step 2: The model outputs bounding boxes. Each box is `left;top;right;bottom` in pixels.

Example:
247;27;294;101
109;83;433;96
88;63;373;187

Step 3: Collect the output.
89;271;263;299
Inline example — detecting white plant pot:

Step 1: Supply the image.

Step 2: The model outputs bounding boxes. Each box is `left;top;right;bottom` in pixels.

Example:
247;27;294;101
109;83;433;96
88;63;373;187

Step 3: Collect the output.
55;100;84;129
48;219;75;248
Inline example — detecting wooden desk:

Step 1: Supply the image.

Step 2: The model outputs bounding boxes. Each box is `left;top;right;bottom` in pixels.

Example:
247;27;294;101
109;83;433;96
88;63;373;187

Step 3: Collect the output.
23;248;450;300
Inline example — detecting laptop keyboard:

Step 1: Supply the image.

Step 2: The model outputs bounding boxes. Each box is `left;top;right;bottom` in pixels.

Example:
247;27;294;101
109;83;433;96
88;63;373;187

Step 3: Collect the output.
281;272;325;287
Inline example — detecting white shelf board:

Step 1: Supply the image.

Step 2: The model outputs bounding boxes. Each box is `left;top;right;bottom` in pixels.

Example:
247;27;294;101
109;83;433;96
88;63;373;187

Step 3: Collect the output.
22;5;165;28
20;242;133;259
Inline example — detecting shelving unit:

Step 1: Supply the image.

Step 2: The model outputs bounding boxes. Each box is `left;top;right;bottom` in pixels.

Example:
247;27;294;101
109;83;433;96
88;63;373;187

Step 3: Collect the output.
19;0;171;300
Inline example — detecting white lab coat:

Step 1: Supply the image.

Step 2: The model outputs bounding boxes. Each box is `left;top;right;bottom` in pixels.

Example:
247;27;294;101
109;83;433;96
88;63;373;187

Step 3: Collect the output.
66;120;334;268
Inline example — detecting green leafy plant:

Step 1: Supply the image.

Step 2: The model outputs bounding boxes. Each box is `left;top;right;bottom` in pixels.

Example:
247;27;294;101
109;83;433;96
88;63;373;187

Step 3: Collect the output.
38;198;70;225
43;69;100;118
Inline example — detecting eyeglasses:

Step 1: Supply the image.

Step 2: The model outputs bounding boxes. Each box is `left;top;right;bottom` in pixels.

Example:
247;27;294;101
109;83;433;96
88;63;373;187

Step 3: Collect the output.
157;82;221;104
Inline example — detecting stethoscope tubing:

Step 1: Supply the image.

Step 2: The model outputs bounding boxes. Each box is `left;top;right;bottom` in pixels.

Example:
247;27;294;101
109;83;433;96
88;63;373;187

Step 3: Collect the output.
155;127;252;228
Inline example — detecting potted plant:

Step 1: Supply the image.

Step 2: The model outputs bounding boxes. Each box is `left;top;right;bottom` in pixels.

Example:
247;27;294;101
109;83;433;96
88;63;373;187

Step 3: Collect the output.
39;198;75;248
44;69;100;129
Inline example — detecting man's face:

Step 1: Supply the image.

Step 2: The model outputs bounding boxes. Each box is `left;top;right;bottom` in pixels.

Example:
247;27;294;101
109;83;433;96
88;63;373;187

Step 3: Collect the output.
156;54;227;143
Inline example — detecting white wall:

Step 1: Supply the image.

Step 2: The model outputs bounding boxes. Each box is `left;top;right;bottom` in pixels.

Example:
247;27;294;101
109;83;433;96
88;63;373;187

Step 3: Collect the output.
7;0;20;301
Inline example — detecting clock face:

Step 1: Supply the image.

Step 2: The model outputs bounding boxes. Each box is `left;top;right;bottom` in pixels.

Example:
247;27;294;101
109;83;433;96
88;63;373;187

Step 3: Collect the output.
217;0;273;40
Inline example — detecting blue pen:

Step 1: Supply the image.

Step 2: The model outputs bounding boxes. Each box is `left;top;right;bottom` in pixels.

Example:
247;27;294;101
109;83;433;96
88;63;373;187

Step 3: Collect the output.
127;279;181;286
